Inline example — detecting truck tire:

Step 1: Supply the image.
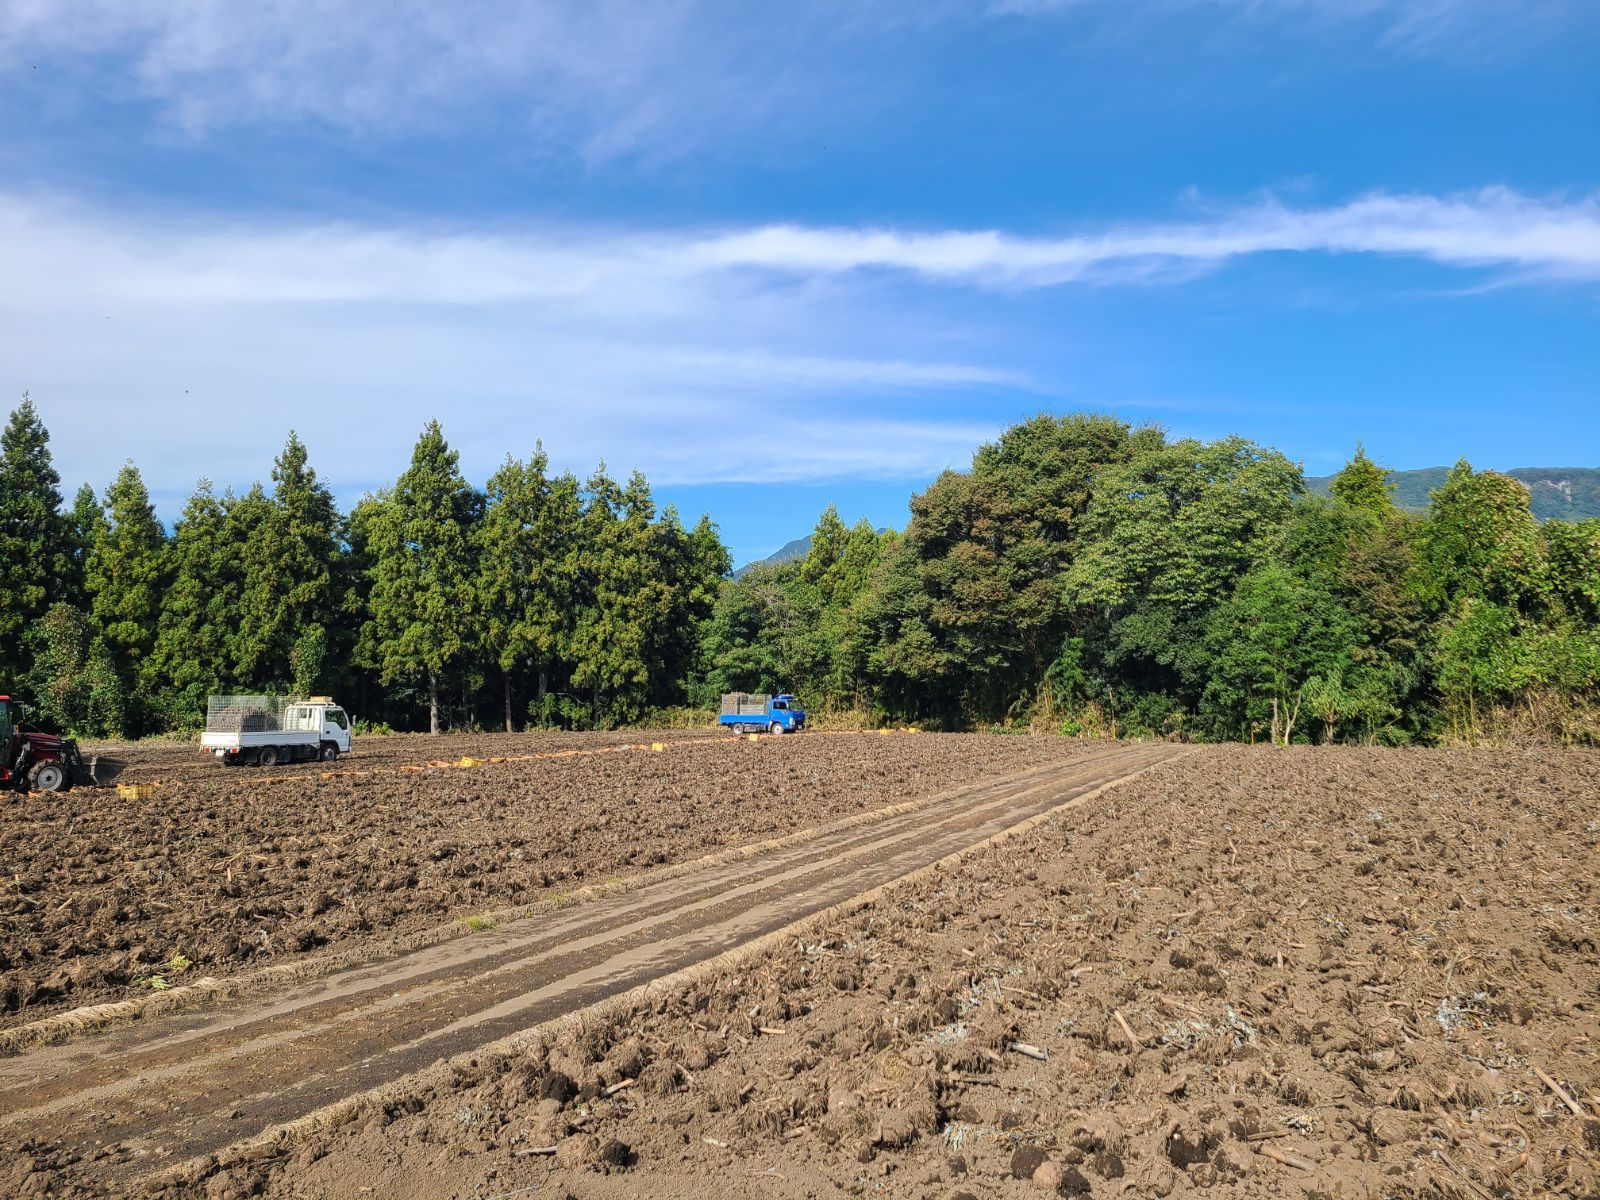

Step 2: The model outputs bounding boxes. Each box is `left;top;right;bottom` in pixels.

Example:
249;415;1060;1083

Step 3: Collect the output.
769;721;783;735
319;742;339;762
257;745;279;768
29;762;69;793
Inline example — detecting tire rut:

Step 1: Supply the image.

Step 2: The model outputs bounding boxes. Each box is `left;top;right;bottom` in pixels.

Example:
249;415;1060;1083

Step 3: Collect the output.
0;745;1176;1188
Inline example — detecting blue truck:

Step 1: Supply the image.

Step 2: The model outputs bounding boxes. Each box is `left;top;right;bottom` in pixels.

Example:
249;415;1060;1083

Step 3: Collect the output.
719;692;807;734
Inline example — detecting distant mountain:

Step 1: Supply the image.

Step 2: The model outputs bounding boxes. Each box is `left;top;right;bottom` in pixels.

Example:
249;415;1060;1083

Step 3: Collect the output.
1306;466;1600;522
733;534;815;578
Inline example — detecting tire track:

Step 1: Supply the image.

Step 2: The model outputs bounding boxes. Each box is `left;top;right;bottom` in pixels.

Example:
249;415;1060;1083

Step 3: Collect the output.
0;744;1177;1189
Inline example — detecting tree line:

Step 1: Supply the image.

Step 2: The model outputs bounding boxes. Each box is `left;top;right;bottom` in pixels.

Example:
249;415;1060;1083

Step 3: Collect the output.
699;415;1599;744
3;400;1596;743
0;397;727;736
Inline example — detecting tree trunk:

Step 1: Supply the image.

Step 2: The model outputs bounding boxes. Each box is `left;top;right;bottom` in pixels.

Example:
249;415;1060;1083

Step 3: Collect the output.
429;672;440;735
503;669;514;734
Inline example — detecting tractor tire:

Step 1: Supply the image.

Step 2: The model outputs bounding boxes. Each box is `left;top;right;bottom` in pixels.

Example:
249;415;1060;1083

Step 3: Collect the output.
29;762;70;793
319;742;339;762
257;745;280;768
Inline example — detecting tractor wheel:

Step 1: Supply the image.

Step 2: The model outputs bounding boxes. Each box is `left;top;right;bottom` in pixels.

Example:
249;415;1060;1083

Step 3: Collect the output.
29;762;69;793
257;745;280;768
319;742;339;762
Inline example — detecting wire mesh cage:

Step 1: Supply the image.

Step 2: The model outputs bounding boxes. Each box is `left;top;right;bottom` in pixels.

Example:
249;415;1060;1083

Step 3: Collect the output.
720;692;772;716
205;695;287;733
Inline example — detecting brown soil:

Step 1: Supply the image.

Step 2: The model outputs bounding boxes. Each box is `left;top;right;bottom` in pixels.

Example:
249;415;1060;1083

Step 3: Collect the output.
0;743;1168;1196
0;732;1097;1023
179;745;1599;1200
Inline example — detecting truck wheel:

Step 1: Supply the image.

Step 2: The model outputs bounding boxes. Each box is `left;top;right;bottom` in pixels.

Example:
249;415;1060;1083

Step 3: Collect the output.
320;743;339;762
769;722;783;736
257;745;279;768
29;762;69;793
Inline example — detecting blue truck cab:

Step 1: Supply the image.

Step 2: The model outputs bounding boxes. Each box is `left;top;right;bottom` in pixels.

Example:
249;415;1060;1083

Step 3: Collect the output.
719;692;807;735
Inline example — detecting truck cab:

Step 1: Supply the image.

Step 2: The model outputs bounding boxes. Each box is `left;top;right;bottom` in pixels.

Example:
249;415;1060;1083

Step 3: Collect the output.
718;692;807;734
288;700;353;753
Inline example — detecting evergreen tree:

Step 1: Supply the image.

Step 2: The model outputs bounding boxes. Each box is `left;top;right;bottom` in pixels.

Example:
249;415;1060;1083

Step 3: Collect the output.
801;505;848;591
86;462;166;718
271;432;341;695
476;447;579;731
146;480;239;725
0;394;72;682
1328;444;1394;515
364;422;482;733
568;469;662;724
230;433;341;694
63;483;107;609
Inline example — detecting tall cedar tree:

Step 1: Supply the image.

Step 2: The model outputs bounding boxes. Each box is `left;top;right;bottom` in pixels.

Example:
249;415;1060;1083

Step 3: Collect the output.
147;480;239;724
0;395;73;682
365;422;482;733
568;469;663;723
86;462;166;721
64;483;107;610
476;447;580;731
232;433;340;695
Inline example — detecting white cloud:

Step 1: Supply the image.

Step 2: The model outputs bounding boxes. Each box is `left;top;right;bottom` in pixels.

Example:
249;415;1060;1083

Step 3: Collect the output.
2;186;1594;511
0;0;808;161
2;0;1578;160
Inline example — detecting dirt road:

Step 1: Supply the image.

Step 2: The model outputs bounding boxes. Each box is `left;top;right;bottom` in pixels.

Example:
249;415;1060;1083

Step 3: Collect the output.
0;742;1178;1193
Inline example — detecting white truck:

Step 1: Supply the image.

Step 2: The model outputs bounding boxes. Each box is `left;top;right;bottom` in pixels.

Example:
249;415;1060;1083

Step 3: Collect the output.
202;695;352;767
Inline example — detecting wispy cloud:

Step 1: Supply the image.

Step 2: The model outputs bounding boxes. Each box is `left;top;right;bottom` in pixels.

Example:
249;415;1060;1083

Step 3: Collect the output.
2;185;1593;508
987;0;1584;55
3;0;1581;161
0;0;811;162
8;187;1597;309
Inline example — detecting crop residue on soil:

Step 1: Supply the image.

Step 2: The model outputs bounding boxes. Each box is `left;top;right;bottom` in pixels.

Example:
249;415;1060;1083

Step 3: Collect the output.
0;731;1097;1023
169;745;1600;1200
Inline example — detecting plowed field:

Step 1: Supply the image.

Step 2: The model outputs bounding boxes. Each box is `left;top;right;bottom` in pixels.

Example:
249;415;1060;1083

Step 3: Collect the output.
0;731;1099;1022
153;745;1597;1200
2;741;1595;1200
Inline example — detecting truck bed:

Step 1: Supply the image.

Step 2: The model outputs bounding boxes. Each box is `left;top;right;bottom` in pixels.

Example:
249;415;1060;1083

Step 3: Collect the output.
201;730;324;750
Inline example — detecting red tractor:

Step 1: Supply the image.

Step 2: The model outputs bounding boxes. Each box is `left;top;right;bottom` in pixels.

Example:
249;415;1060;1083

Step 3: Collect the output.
0;695;98;793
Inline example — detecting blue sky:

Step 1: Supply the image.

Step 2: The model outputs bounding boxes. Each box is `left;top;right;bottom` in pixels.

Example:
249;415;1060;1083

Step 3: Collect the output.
2;1;1596;565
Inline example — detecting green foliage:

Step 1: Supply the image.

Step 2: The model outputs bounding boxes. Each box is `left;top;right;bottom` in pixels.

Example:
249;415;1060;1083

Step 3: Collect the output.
364;422;483;733
3;399;1592;745
1328;444;1395;516
0;395;74;682
1308;465;1600;522
476;447;579;729
1201;560;1358;744
85;462;167;729
1417;461;1545;610
20;603;126;736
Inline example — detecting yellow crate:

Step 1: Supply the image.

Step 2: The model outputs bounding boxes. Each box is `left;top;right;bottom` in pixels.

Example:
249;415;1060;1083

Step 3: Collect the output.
117;783;157;801
458;757;483;768
651;742;665;752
